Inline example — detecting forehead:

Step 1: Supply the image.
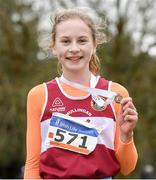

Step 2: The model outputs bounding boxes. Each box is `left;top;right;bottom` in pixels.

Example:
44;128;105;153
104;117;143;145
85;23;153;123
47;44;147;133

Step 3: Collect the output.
56;18;92;38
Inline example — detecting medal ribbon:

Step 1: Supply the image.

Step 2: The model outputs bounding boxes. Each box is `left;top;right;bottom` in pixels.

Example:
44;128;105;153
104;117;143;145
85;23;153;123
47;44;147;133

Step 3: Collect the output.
58;75;120;108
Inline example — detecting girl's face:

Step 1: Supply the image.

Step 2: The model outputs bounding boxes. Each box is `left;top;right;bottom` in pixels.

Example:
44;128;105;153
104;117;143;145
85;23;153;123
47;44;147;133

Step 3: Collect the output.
53;18;96;75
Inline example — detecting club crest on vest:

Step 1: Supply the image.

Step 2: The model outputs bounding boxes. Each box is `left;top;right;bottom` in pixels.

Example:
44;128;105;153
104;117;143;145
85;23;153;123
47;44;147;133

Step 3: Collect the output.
91;96;107;111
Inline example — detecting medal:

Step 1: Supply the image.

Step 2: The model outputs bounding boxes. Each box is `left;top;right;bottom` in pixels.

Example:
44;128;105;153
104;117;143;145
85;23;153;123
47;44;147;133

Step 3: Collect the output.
114;94;123;104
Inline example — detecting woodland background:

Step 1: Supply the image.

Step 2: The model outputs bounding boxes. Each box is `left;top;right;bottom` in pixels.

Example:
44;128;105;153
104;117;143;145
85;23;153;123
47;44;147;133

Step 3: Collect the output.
0;0;156;178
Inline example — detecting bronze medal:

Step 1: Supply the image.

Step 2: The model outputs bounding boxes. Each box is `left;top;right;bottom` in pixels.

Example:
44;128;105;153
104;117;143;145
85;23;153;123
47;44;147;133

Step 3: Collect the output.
114;94;123;104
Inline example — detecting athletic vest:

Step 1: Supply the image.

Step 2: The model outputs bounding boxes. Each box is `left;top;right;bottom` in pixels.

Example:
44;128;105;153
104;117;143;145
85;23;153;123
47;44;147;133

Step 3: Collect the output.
39;77;120;178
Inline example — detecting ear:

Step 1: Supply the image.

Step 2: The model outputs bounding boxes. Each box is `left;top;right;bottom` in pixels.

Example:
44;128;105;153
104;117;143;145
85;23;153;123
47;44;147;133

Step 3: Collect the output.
93;42;97;54
93;48;96;54
93;46;97;54
50;43;57;56
52;48;57;56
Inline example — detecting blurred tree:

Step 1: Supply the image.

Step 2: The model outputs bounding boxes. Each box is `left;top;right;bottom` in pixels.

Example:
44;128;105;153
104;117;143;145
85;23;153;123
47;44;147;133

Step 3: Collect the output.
0;0;37;177
96;0;156;178
0;0;57;178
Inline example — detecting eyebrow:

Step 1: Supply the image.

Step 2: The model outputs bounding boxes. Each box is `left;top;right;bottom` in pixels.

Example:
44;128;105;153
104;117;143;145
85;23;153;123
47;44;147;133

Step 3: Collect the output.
60;36;89;39
79;36;89;39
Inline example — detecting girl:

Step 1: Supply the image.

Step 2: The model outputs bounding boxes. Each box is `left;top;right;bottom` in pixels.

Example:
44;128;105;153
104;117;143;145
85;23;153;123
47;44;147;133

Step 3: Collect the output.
24;7;138;179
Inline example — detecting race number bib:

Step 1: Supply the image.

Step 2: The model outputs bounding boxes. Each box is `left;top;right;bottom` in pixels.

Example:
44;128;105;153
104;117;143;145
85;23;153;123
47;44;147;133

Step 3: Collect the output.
45;112;99;155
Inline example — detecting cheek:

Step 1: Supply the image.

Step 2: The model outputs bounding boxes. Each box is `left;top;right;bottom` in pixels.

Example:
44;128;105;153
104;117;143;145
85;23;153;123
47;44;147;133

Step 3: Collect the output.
87;43;95;53
55;43;67;58
56;50;66;59
86;46;95;57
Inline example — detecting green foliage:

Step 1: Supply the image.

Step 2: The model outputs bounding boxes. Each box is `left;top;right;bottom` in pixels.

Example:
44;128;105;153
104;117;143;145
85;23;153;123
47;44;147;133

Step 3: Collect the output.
0;0;57;176
98;15;156;178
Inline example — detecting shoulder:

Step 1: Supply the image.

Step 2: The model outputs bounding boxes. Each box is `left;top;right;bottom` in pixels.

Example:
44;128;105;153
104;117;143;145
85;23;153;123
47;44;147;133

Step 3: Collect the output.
27;84;45;100
27;84;46;113
110;82;129;98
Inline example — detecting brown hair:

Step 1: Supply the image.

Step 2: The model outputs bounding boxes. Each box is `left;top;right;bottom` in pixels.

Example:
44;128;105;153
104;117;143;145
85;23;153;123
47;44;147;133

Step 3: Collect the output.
51;7;107;75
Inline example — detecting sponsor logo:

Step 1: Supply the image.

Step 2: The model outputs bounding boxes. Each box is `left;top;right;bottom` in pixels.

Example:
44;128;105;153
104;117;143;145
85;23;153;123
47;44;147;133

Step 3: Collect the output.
52;97;63;107
50;107;66;112
50;97;66;112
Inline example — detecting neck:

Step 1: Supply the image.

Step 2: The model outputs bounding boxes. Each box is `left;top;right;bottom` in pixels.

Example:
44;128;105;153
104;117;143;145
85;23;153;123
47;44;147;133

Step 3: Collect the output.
62;70;91;84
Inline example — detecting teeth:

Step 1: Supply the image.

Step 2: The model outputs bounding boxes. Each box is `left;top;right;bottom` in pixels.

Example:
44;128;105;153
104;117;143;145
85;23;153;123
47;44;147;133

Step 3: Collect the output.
67;57;82;60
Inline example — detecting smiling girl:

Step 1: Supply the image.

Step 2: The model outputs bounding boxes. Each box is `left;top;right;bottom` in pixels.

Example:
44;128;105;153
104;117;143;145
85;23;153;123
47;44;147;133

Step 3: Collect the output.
24;7;138;179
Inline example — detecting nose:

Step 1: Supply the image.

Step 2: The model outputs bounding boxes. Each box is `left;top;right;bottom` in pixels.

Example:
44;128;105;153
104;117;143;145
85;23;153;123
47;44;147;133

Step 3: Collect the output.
68;42;80;53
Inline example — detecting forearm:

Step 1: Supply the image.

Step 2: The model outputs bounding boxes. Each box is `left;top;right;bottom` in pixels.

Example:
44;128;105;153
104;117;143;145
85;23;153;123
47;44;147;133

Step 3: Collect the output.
115;138;138;175
24;159;41;179
24;126;41;179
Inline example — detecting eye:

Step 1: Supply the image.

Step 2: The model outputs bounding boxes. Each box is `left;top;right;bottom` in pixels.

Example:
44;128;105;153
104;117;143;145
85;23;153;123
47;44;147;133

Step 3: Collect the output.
61;40;70;45
78;39;88;44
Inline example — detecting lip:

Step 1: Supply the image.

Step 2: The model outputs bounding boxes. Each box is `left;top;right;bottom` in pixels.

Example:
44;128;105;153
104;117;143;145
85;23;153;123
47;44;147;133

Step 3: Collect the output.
66;56;83;61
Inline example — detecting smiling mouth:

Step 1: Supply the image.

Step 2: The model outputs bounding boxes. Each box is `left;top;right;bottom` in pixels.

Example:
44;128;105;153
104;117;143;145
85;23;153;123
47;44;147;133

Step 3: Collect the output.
66;56;83;61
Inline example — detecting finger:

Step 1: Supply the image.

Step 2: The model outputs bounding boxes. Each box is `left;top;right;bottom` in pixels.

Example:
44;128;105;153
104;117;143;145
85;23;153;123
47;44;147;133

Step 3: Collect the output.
121;97;133;111
123;108;138;117
124;114;138;122
118;114;137;127
121;97;132;106
122;101;136;112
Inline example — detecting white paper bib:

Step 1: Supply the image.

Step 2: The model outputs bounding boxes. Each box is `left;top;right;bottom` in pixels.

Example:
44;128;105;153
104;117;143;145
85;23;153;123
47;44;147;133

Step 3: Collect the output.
45;112;102;155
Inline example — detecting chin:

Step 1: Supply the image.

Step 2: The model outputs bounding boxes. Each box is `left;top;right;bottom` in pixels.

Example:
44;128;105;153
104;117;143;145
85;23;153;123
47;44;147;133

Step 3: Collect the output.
66;66;84;73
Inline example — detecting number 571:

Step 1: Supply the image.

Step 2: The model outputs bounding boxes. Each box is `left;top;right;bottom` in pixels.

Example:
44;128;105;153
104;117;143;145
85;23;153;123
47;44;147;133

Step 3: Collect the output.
54;129;87;149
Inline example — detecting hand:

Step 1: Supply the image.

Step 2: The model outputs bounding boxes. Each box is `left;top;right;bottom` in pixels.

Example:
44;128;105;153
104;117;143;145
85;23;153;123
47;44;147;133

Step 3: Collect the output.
118;97;138;143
